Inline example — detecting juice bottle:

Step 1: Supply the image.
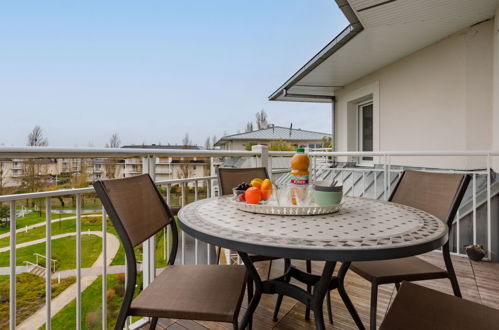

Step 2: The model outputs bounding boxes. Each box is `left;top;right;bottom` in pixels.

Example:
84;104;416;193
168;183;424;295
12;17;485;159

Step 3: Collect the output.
290;148;310;205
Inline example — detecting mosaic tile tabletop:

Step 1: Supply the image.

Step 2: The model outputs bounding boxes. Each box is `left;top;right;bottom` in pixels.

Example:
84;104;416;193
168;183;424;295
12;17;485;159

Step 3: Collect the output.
178;196;447;258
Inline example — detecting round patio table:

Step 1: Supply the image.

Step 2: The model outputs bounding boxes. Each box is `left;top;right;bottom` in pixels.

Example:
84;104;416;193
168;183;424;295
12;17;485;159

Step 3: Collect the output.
178;196;447;330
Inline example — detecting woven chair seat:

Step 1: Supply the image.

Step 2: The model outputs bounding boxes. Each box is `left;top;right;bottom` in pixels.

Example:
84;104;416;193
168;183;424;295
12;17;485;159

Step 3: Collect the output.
131;265;246;323
351;256;447;284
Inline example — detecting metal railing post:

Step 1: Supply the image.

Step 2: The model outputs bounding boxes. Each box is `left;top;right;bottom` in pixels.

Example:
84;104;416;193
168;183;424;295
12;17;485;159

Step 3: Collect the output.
9;200;16;330
76;194;82;330
45;197;52;330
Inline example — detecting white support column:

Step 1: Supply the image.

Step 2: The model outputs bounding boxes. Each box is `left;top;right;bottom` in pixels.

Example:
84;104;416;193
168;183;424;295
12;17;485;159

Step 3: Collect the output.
251;144;270;174
209;157;216;197
142;155;156;287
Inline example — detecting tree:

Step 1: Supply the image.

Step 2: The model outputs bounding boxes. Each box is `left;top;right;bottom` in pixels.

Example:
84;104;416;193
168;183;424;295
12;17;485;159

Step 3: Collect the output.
27;126;48;147
256;109;268;130
182;133;192;148
268;140;295;151
212;135;217;148
22;126;49;194
104;133;121;179
204;137;212;150
0;161;8;195
245;122;254;132
177;133;193;179
0;205;9;227
321;136;332;149
105;133;121;148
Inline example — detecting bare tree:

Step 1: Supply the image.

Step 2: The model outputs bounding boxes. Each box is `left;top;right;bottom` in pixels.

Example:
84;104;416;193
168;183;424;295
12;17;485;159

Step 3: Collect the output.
0;161;8;195
105;133;121;148
204;137;212;150
256;109;268;130
212;135;217;148
176;133;194;180
22;126;49;194
245;121;254;132
104;133;121;179
182;133;192;148
27;125;48;147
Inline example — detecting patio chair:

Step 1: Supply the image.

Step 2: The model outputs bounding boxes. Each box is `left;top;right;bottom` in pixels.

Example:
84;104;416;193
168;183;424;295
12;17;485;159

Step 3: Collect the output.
93;174;246;330
219;167;331;324
380;281;499;330
350;170;471;329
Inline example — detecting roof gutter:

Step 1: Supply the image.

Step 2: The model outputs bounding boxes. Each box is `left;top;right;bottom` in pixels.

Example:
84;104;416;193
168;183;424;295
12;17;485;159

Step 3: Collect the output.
268;0;363;101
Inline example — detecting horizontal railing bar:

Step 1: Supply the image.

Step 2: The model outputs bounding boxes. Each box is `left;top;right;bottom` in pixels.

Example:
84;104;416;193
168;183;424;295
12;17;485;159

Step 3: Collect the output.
1;147;496;161
324;167;488;175
155;176;216;185
0;146;259;158
308;150;499;157
0;176;217;201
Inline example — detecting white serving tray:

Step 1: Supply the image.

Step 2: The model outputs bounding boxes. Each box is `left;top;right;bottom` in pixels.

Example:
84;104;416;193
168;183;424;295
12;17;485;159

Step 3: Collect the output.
233;201;342;216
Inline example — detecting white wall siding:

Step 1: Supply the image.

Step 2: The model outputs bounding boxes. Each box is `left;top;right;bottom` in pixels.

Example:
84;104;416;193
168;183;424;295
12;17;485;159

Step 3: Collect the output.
334;19;495;170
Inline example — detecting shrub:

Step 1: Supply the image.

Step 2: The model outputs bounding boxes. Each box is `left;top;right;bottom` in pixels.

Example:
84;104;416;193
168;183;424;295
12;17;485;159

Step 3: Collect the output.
106;289;116;301
116;273;125;283
114;284;125;297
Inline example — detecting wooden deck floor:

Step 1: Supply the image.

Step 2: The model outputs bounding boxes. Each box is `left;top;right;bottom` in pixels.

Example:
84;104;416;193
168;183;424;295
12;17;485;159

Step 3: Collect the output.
144;252;499;330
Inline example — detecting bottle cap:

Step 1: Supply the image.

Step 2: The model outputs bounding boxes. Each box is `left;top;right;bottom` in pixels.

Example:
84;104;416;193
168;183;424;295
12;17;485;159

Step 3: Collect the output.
296;148;305;153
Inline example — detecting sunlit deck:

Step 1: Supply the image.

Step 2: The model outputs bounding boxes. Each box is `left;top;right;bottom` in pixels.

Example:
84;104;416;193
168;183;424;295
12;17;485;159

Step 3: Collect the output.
145;252;499;329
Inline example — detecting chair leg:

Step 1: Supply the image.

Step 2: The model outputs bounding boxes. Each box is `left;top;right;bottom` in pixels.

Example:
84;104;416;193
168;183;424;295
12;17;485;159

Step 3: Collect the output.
370;283;378;330
149;317;158;330
326;290;333;324
247;276;253;330
443;244;462;297
305;259;312;320
266;259;273;280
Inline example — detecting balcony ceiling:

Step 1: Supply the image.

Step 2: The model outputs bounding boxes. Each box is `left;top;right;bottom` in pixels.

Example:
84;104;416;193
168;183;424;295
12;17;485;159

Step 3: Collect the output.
269;0;499;102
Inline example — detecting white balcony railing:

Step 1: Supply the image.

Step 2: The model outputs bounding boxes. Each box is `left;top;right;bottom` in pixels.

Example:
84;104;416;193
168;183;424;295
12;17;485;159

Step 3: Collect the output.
0;146;497;330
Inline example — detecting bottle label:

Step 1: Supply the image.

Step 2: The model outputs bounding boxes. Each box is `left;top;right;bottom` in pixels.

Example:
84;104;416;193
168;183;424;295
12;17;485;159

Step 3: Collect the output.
290;175;309;185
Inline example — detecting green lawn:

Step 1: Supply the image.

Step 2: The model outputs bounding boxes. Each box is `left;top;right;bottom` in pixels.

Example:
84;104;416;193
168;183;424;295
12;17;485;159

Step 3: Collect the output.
46;273;143;329
0;215;130;266
0;235;102;270
0;273;75;328
0;215;102;248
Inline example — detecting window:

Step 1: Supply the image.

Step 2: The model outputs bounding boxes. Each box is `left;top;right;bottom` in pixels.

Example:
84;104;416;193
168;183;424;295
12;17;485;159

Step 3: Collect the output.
358;102;373;162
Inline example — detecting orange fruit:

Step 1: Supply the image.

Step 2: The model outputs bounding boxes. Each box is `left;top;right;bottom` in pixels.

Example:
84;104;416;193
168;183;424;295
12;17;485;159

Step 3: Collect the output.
261;189;272;201
245;187;262;204
261;179;272;191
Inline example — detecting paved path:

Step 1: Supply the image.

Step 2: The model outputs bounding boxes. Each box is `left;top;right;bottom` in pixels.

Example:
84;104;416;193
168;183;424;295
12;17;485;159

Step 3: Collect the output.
0;214;99;240
17;231;120;330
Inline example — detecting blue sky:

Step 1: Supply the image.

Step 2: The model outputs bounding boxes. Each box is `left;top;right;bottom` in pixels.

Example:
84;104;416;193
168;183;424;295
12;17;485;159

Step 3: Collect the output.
0;1;348;147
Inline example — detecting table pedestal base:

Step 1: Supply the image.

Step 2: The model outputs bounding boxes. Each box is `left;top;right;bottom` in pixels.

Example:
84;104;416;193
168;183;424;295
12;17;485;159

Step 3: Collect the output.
238;253;365;330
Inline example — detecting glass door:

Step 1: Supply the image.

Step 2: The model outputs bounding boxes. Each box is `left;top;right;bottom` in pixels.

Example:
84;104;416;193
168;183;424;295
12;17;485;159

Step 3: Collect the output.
358;102;373;164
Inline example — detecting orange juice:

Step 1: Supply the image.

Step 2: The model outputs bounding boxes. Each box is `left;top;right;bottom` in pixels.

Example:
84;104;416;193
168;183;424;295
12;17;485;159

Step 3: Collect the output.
290;148;310;204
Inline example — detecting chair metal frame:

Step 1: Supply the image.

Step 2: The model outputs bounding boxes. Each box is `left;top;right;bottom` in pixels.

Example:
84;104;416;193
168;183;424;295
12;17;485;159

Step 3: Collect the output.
352;170;471;329
94;175;242;330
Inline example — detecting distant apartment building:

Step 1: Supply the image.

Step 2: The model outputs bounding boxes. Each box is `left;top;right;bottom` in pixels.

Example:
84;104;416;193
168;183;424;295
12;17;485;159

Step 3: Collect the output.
121;145;209;184
214;126;332;151
0;145;208;189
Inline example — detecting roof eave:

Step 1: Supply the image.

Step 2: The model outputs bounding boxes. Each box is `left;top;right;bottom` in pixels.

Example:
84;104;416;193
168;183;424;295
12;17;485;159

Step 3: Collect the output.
268;0;363;102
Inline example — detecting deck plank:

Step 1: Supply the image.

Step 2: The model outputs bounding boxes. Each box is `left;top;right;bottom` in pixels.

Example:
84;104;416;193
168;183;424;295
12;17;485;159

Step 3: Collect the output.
144;252;498;330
